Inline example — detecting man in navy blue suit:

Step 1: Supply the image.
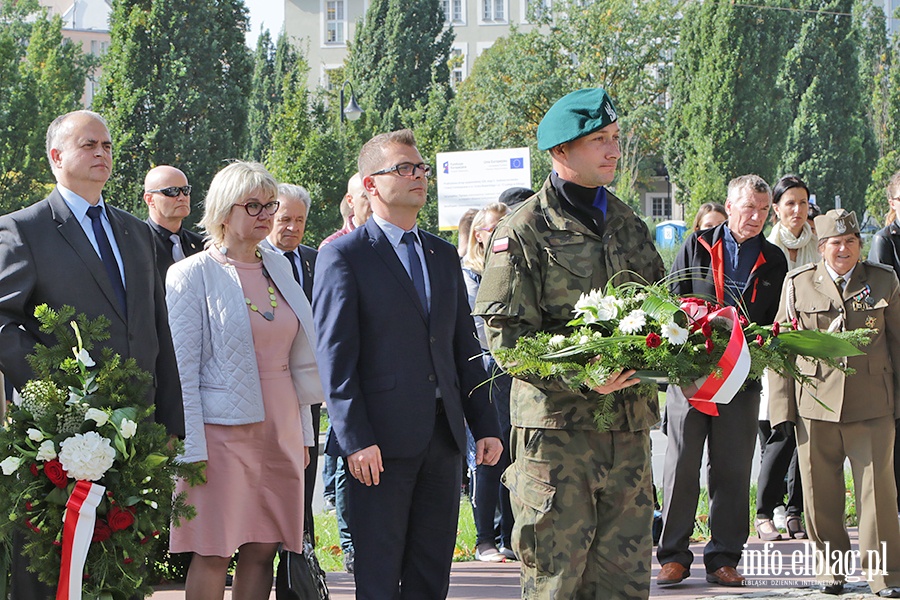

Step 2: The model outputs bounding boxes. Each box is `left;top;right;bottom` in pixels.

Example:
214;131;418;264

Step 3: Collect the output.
313;129;502;599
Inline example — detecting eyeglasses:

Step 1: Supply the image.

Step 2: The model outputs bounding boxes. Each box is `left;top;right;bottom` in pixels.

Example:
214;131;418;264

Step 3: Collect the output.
370;162;433;179
234;201;280;216
477;224;497;233
147;185;192;197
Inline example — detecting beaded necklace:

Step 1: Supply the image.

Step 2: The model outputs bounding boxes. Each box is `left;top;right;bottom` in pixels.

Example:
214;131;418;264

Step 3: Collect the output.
225;247;278;321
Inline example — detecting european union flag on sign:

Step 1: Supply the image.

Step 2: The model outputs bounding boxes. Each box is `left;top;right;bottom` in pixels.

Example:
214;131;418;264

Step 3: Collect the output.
510;157;524;169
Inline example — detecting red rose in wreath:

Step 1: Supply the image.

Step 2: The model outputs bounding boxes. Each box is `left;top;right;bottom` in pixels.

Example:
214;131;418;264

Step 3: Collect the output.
108;506;136;532
43;459;68;489
92;519;112;543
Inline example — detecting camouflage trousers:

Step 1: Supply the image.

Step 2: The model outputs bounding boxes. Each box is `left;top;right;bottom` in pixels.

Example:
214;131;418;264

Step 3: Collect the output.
502;427;653;599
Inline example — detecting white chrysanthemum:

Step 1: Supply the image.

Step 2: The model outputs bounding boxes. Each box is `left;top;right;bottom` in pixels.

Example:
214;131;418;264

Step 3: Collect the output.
548;334;567;347
579;335;590;345
58;431;116;481
36;440;57;461
120;419;137;439
595;297;621;321
27;428;44;442
619;310;647;334
661;321;690;345
84;408;109;426
1;456;22;475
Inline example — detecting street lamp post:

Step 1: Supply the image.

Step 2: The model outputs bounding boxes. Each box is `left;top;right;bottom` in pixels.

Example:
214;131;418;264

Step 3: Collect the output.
339;80;363;124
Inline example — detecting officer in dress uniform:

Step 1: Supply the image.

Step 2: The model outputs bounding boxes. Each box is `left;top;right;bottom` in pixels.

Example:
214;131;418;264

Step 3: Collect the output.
769;209;900;597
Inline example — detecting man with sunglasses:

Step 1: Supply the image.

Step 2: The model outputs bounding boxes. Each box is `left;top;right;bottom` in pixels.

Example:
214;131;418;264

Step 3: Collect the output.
313;129;502;599
0;112;184;599
143;165;204;278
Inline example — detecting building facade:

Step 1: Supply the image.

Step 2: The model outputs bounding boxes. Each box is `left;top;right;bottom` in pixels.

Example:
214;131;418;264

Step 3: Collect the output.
39;0;111;105
285;0;542;90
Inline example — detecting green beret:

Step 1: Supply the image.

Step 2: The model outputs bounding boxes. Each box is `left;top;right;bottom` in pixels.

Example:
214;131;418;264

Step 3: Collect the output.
815;208;860;240
537;88;619;151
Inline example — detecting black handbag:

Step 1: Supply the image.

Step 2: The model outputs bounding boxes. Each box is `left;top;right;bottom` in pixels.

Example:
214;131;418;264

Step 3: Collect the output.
275;535;329;600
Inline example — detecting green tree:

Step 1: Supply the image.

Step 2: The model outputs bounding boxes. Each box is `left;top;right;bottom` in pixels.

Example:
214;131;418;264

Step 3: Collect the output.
93;0;252;222
865;5;900;222
0;1;91;214
542;0;683;209
267;57;352;247
666;0;794;214
456;30;566;187
344;0;453;134
245;29;300;162
779;0;875;216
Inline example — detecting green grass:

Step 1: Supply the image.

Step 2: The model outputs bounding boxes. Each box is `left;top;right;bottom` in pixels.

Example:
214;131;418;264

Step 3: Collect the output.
311;498;480;572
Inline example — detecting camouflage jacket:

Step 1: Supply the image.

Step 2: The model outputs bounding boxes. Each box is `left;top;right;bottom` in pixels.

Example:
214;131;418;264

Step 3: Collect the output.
473;176;665;431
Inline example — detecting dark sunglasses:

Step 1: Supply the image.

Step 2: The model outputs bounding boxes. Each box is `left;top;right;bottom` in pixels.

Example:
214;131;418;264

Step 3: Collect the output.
147;185;192;197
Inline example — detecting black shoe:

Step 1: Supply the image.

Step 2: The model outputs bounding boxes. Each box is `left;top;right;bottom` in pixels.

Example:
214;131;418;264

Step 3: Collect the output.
823;582;844;595
343;548;355;574
877;588;900;598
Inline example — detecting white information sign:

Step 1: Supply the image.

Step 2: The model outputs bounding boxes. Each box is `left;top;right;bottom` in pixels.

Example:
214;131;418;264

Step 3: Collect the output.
436;147;532;230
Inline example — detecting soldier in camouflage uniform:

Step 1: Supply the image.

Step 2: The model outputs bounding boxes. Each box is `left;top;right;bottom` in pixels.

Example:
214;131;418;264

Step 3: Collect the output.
474;88;665;599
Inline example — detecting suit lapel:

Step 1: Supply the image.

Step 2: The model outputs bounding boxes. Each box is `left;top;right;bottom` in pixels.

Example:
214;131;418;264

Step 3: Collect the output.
298;246;315;301
812;262;844;308
49;191;126;322
420;233;442;324
366;221;428;323
843;263;867;302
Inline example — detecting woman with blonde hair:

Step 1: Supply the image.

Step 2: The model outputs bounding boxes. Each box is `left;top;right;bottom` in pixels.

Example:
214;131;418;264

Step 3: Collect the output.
166;161;322;600
462;202;515;562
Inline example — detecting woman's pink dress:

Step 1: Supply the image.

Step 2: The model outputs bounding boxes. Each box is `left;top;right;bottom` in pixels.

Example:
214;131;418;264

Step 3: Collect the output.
170;255;306;556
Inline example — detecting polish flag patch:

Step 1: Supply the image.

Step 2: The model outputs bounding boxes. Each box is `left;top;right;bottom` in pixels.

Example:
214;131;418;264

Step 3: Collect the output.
492;237;509;253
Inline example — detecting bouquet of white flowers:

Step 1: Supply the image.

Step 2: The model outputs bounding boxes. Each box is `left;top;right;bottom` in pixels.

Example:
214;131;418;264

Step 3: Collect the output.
0;305;204;600
495;278;871;425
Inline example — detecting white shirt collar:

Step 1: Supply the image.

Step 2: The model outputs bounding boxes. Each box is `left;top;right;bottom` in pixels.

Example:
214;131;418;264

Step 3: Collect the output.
372;213;421;248
57;185;107;222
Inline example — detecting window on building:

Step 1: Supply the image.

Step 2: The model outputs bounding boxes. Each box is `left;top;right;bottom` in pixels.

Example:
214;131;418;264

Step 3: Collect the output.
442;0;464;23
523;0;550;21
651;196;672;219
482;0;506;22
449;47;465;87
325;0;345;44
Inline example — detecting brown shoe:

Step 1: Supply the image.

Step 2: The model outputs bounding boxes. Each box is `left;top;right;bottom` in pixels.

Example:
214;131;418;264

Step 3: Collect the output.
657;562;690;586
706;565;745;586
755;518;782;541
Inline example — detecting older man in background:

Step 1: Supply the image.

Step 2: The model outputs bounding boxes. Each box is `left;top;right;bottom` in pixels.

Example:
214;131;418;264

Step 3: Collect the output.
261;183;320;543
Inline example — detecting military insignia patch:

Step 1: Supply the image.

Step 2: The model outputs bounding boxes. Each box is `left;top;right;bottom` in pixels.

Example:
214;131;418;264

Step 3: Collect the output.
492;237;509;253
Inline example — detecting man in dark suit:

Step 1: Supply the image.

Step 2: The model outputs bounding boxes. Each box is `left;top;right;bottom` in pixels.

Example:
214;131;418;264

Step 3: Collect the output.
0;110;184;600
261;183;321;543
143;165;204;278
313;129;502;599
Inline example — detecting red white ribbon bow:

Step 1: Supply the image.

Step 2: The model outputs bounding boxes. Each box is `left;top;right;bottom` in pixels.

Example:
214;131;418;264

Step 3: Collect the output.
57;480;105;600
681;304;751;416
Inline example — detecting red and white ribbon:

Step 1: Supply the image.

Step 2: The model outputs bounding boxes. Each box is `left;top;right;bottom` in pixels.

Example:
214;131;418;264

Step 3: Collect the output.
57;480;105;600
684;305;751;416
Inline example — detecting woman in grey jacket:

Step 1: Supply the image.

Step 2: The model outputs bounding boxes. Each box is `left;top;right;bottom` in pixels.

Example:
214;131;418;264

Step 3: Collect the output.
166;161;323;600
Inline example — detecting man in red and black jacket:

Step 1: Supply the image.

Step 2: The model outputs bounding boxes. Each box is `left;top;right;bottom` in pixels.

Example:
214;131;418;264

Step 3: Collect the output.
657;174;788;589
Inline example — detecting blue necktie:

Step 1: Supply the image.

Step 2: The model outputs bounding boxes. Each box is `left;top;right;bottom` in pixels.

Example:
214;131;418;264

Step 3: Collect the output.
401;231;428;314
86;205;127;315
